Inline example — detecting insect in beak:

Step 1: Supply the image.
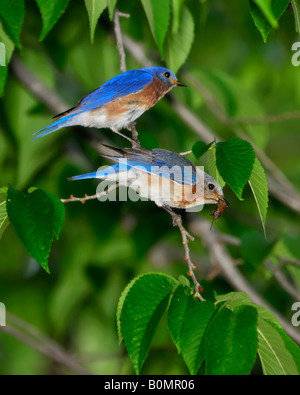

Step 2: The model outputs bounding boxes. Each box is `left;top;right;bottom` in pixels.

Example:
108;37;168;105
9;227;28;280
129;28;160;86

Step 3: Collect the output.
210;197;230;230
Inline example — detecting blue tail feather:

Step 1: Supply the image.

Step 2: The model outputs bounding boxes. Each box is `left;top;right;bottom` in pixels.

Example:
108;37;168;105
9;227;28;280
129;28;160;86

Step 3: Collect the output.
69;172;99;181
33;113;75;140
69;164;125;181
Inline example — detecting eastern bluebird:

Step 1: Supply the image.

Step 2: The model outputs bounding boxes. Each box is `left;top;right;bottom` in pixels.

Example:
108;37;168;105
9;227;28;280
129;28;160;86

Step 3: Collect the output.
33;67;186;141
69;145;228;211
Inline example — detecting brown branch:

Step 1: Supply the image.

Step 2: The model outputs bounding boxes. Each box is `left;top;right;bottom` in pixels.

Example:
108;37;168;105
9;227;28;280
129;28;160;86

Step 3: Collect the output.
10;56;67;114
265;261;300;301
184;72;300;125
61;184;119;204
179;150;192;156
113;9;141;148
1;312;93;375
278;257;300;269
162;206;205;301
113;9;130;73
127;121;141;148
230;111;300;125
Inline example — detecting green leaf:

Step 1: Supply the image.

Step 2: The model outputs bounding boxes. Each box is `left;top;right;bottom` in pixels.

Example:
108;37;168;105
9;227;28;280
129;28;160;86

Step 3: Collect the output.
167;285;216;374
165;6;194;73
249;0;290;42
215;291;281;326
43;190;65;240
141;0;171;59
251;0;278;27
0;187;9;240
215;291;253;310
107;0;117;21
167;285;197;353
216;137;255;200
292;0;300;33
0;65;7;98
0;0;24;49
180;300;215;375
35;0;70;41
205;146;225;189
0;21;14;96
0;22;14;61
248;157;268;235
84;0;107;43
257;318;299;375
6;186;65;273
276;324;300;374
118;273;178;374
171;0;184;33
205;305;258;375
192;141;214;160
116;275;140;343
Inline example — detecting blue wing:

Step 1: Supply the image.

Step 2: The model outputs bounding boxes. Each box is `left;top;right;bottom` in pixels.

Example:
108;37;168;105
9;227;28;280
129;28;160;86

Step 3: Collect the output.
70;147;199;186
71;70;154;115
106;149;199;185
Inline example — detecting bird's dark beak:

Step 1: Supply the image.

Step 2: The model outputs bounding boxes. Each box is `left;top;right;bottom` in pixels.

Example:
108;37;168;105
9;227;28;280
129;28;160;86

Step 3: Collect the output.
171;80;187;87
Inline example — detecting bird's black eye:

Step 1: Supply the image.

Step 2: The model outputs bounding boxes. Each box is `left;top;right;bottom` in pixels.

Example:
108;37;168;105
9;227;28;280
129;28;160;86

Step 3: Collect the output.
208;183;215;190
164;71;171;78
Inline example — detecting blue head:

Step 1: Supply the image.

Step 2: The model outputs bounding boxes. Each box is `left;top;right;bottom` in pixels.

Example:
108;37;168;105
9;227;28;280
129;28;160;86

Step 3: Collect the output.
142;67;187;88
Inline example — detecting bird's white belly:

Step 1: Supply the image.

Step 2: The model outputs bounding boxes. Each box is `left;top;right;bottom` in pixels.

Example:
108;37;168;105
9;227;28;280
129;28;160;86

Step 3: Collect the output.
73;107;147;130
116;171;178;207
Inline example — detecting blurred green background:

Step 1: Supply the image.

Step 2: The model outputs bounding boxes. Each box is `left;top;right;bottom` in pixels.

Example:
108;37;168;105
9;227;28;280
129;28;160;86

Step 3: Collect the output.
0;0;300;374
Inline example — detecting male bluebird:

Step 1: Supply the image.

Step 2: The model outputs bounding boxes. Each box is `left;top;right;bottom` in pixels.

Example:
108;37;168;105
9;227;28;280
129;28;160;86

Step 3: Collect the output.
70;145;228;211
33;67;186;141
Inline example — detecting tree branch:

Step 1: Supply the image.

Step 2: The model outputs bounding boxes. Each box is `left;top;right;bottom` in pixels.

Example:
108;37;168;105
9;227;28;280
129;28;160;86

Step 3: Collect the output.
162;206;205;301
61;184;119;204
113;9;130;73
113;10;141;148
0;312;93;375
265;260;300;301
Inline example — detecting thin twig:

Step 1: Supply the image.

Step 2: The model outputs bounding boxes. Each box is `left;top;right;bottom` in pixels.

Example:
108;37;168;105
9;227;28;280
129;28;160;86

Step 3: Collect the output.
278;257;300;269
265;261;300;300
179;150;192;156
127;122;141;148
230;111;300;125
113;9;130;73
113;10;141;148
162;206;205;301
61;184;119;204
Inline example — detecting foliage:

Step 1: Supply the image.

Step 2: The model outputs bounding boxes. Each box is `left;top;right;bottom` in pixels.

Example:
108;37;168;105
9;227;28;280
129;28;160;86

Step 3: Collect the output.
6;186;65;273
118;275;300;375
0;0;299;376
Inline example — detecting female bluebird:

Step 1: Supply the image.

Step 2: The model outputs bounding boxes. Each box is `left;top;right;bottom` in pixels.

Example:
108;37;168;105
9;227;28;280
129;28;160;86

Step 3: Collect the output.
69;145;228;211
33;67;186;141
